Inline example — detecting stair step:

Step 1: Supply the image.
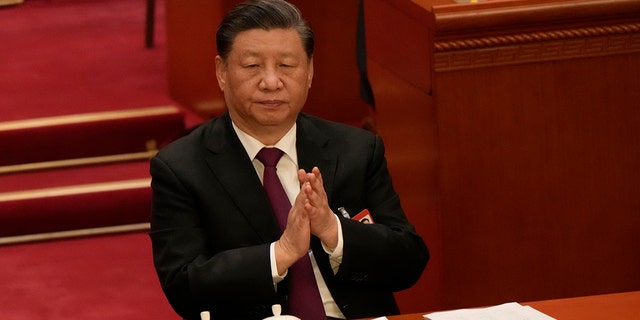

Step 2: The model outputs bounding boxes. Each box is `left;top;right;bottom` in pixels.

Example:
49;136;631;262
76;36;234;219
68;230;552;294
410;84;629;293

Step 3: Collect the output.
0;161;153;238
0;105;185;167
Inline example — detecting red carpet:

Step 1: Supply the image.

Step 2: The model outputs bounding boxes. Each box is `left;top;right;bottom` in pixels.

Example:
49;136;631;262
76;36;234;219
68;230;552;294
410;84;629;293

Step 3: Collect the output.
0;1;190;318
0;232;179;320
0;0;179;121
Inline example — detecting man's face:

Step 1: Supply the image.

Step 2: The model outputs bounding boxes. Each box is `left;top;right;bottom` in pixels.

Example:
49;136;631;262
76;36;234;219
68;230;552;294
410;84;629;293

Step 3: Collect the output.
215;28;314;138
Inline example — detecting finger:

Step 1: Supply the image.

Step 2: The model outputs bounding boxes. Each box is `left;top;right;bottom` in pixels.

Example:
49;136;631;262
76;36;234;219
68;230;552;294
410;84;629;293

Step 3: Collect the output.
306;171;328;205
306;167;322;190
292;182;310;211
301;182;321;208
312;166;323;182
297;168;308;185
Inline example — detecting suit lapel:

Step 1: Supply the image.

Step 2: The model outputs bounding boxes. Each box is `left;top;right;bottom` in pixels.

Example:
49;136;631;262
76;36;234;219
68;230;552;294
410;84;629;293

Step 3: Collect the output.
202;113;281;242
296;114;338;206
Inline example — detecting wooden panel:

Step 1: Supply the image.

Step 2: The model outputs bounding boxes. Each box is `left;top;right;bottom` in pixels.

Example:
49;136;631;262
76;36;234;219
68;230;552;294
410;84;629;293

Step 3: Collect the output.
365;0;441;314
526;291;640;320
368;59;441;313
436;51;640;308
165;1;226;119
366;0;640;312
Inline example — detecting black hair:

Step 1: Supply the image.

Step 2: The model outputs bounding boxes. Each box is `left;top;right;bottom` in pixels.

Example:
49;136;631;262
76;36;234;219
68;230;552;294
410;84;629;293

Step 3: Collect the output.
216;0;314;61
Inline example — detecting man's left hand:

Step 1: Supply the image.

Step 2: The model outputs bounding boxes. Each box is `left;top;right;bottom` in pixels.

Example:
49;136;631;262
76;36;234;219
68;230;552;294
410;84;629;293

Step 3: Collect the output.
298;167;338;249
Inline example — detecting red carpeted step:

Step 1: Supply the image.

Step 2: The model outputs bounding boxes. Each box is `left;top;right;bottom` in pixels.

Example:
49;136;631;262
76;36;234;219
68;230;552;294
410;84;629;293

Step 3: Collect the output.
0;160;151;193
0;105;185;167
0;161;153;238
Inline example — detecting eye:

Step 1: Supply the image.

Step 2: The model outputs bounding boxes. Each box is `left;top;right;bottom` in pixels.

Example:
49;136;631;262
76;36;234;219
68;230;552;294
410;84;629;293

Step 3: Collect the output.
279;58;299;68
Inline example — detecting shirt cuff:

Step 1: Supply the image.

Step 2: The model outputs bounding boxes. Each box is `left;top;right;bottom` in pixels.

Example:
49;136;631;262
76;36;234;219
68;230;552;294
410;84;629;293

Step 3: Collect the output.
322;214;344;273
270;242;287;286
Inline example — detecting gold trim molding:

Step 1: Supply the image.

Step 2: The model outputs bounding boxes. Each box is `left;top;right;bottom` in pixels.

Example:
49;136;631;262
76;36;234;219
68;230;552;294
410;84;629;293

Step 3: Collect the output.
0;223;150;246
0;149;157;175
0;105;179;132
435;23;640;52
434;23;640;71
0;0;23;6
0;179;150;202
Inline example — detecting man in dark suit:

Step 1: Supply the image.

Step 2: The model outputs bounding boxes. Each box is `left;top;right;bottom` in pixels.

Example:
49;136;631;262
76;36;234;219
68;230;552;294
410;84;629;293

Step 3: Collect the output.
149;1;429;319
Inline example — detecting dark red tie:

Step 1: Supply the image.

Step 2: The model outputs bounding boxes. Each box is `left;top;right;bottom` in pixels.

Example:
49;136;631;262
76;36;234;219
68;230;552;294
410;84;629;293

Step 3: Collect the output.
256;147;326;320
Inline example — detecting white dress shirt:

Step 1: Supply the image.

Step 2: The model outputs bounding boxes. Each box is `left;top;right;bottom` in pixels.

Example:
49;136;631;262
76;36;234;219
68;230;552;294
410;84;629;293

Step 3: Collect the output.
232;122;346;319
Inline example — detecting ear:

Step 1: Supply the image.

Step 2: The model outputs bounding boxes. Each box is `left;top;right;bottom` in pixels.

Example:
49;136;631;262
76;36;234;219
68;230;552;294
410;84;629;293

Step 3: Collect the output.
307;56;314;89
215;55;226;91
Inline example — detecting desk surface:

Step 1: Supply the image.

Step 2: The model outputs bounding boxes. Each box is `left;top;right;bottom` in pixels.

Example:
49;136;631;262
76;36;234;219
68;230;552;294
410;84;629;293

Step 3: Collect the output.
372;291;640;320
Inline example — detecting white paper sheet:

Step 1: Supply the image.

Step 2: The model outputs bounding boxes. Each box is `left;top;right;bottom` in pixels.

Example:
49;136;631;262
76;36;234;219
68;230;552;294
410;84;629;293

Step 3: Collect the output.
423;302;556;320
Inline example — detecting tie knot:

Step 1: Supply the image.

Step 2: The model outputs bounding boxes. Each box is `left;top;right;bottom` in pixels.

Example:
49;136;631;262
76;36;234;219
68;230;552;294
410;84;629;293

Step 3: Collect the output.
256;147;284;167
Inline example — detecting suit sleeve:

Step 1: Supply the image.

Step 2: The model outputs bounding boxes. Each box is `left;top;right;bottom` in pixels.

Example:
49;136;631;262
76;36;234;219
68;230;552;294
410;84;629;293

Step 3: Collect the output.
149;155;279;319
334;135;429;291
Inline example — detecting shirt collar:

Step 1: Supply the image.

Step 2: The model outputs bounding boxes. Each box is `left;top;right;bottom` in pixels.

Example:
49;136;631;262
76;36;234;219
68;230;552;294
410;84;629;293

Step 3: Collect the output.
232;122;298;165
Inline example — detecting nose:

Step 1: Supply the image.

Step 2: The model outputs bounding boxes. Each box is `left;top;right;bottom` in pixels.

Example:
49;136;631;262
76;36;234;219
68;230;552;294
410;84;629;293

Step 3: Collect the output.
259;67;283;91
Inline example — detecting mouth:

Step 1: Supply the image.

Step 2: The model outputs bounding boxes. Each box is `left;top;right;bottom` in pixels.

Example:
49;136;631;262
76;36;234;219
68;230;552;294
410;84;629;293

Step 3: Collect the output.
257;100;285;108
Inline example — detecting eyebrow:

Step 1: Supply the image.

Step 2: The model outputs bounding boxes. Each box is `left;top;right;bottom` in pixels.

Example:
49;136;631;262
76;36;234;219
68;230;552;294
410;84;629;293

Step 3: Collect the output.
239;50;298;59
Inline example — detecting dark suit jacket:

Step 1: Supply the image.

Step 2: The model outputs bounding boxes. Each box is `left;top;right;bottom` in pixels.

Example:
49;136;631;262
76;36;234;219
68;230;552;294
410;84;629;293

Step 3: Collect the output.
149;112;429;320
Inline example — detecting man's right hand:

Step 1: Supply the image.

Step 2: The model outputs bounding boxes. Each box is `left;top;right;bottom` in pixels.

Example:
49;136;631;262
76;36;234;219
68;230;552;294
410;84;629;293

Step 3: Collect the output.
274;181;312;275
